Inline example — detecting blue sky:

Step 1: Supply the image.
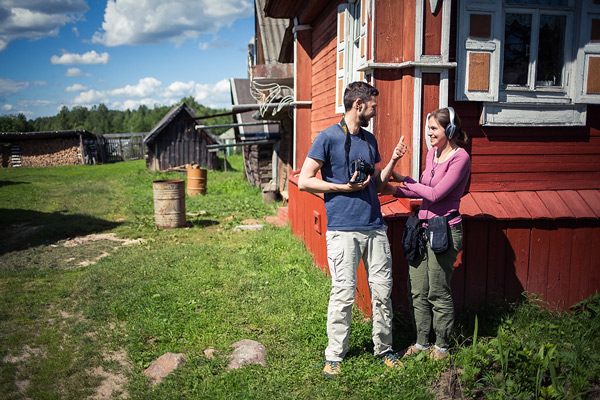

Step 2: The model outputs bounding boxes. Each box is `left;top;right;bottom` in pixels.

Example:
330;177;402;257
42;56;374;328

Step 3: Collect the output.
0;0;255;119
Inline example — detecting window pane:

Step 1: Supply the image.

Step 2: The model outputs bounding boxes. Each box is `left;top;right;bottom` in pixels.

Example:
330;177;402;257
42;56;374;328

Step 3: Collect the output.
536;15;566;86
505;0;568;6
503;13;532;85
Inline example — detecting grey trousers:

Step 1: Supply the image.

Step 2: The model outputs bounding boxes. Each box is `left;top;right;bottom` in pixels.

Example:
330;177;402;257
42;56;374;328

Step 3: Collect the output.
324;228;394;361
407;223;463;348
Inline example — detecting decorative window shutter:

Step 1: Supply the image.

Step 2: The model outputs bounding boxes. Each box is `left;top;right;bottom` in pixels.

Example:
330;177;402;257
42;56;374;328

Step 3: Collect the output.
336;4;349;114
456;1;501;102
575;0;600;104
359;0;368;70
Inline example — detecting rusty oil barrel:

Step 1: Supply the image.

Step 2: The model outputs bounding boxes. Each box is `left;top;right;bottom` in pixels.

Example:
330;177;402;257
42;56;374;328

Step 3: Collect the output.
152;179;186;229
187;168;207;196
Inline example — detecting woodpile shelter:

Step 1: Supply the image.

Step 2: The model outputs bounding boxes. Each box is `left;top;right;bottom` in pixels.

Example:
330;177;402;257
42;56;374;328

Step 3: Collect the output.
144;103;221;171
0;130;98;168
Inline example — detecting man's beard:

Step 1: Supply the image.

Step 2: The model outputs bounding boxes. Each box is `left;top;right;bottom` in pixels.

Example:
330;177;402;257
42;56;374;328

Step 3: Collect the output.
358;112;369;127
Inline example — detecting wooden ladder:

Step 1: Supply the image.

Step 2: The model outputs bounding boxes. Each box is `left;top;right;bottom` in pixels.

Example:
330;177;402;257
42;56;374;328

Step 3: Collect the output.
10;144;21;167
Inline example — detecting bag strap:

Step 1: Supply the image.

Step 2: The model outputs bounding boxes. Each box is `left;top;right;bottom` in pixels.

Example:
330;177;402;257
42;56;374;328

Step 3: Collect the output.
443;210;460;223
419;210;460;224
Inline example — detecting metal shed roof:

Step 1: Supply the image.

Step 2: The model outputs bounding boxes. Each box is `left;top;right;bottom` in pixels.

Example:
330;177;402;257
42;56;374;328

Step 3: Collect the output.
0;130;96;140
255;0;289;65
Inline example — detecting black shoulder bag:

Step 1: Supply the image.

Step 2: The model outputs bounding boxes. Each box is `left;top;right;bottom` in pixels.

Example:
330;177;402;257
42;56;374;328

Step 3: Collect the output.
402;211;425;262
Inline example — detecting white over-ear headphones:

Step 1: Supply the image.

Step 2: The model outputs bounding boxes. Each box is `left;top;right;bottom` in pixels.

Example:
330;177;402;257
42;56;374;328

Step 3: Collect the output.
446;107;456;139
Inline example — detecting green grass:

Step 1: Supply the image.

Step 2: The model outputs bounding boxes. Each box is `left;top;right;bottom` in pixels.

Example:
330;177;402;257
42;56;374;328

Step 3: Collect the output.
1;158;599;399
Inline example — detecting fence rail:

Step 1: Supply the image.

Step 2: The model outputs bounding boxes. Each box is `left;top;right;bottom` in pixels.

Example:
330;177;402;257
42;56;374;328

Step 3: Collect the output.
97;133;146;163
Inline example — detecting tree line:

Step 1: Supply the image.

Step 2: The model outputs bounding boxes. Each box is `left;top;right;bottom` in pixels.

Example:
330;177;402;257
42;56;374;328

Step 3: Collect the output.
0;97;232;136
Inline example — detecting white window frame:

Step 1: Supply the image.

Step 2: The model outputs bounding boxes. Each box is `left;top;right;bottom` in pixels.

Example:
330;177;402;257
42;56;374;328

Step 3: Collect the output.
335;0;370;114
499;6;574;101
457;0;600;126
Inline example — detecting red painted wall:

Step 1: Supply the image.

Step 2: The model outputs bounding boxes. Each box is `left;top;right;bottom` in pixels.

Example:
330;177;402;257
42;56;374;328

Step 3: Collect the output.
310;6;339;150
452;102;600;193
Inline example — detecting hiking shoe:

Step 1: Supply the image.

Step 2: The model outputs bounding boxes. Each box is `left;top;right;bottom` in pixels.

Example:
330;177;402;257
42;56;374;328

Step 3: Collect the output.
401;344;425;358
323;360;341;377
381;351;404;369
430;347;449;360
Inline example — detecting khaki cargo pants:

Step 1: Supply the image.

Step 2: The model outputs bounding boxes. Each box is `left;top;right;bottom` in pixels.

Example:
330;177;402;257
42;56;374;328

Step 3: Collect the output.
324;228;393;362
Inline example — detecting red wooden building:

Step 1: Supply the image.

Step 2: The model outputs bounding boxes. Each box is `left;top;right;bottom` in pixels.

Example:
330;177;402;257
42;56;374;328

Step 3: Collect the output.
260;0;600;314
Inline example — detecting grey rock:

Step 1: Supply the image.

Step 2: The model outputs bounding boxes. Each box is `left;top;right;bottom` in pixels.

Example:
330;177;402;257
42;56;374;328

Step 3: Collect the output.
227;339;267;370
143;352;186;386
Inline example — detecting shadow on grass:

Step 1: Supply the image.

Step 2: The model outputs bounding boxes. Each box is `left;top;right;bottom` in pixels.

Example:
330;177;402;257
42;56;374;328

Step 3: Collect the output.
0;208;121;256
189;218;220;228
0;180;30;188
389;299;516;351
452;298;516;346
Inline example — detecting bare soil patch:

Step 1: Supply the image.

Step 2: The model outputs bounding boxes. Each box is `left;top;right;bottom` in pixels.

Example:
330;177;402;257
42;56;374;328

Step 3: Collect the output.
0;232;144;271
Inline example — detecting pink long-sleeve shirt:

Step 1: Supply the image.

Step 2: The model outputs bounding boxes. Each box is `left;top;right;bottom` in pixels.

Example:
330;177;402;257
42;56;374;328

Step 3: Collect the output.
395;147;471;226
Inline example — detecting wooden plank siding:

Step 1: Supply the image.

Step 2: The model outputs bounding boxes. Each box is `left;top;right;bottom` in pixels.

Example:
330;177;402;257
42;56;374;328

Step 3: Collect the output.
295;27;312;168
373;70;412;173
450;101;600;193
422;0;442;56
307;5;338;159
374;0;414;63
421;73;441;171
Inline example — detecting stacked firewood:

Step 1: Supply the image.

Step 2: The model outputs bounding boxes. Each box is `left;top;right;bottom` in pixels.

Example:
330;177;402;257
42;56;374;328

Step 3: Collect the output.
20;138;81;167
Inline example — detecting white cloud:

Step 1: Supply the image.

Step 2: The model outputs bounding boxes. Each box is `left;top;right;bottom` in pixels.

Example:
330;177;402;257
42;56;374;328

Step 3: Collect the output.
0;78;29;98
71;77;232;111
9;109;34;116
73;89;109;105
19;99;53;107
3;104;13;111
191;79;231;105
66;83;88;92
198;37;233;50
51;50;110;65
111;97;177;111
65;67;92;77
91;0;252;47
109;77;162;98
0;1;88;52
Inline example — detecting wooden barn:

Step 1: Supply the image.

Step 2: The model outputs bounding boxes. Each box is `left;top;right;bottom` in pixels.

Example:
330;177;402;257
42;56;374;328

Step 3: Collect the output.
263;0;600;314
0;130;99;168
144;103;220;171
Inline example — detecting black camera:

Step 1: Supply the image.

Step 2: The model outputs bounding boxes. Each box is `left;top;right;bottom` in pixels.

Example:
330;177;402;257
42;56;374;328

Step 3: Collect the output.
350;157;374;183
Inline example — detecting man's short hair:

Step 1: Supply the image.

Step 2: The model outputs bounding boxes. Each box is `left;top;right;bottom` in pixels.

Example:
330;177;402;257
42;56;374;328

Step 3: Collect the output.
343;81;379;111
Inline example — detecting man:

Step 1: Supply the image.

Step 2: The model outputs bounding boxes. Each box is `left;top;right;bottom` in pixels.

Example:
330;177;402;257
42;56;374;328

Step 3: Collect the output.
298;81;407;377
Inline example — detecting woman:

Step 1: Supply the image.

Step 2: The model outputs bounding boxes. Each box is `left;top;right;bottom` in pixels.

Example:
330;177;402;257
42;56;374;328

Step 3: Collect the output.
385;107;470;360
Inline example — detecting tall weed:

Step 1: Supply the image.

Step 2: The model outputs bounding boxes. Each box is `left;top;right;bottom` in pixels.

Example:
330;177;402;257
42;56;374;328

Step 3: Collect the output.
454;292;600;399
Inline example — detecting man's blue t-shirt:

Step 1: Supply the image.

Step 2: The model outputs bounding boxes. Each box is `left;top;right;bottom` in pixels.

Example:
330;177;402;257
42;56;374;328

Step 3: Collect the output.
307;123;386;231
